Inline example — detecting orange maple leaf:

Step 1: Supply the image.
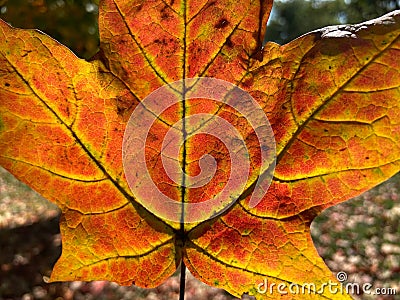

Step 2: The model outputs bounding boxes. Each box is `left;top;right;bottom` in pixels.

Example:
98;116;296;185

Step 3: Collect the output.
0;1;399;299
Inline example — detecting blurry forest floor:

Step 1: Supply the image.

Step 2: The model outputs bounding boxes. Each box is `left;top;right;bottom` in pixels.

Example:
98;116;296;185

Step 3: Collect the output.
0;166;399;300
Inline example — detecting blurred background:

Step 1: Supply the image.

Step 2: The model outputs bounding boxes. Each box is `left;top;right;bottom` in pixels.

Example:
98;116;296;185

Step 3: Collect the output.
0;0;399;299
0;0;99;59
1;0;399;58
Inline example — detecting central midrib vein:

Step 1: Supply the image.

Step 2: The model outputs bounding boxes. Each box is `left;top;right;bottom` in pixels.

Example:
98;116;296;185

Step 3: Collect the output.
180;0;188;230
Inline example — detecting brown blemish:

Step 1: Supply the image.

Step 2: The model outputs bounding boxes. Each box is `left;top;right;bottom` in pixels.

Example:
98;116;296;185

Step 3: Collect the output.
160;5;172;20
115;95;135;120
215;18;229;29
133;2;143;12
250;48;264;62
225;36;233;48
154;39;167;45
241;76;254;89
206;1;217;9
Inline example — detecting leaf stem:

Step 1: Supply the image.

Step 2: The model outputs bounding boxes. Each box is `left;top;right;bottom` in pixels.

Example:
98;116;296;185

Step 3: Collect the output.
179;260;186;300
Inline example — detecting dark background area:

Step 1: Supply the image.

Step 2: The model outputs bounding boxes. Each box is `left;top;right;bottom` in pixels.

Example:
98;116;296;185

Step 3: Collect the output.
1;0;399;58
0;0;99;59
265;0;400;43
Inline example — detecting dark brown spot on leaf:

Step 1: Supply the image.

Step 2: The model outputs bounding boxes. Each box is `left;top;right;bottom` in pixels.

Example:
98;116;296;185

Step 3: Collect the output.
225;36;233;48
215;18;229;29
206;1;217;8
115;95;136;120
161;5;172;20
21;50;32;57
241;76;254;89
154;39;167;45
133;3;143;12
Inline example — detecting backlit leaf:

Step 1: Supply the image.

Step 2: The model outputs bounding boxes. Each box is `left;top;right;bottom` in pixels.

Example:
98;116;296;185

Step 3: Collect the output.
0;0;399;299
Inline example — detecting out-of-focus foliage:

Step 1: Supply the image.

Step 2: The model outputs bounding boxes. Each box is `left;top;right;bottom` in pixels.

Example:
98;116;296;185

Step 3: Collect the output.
0;0;99;59
266;0;400;44
1;0;397;52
